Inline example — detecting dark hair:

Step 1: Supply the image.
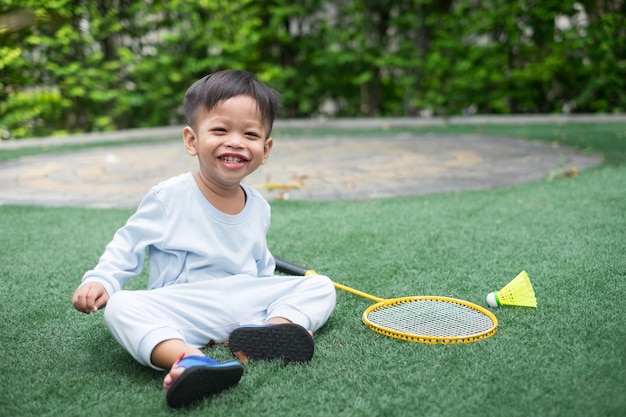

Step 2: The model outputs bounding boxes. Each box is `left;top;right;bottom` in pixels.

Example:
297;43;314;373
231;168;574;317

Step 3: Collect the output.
183;70;281;137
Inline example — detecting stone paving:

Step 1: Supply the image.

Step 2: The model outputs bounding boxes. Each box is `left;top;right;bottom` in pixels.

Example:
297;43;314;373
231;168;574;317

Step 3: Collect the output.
0;118;607;208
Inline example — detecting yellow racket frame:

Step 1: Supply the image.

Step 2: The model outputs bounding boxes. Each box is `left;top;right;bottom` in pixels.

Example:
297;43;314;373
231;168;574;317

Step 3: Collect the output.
302;267;498;345
363;296;498;344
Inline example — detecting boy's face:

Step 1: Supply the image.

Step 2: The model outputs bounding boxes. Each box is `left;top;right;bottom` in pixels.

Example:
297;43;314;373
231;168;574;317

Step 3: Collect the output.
183;95;273;191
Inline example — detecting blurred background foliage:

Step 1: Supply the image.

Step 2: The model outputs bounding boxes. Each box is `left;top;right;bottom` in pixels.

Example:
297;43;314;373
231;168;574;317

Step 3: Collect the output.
0;0;624;139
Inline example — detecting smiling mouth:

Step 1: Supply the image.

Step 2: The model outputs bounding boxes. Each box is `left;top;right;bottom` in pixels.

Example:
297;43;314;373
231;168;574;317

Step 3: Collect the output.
220;156;247;163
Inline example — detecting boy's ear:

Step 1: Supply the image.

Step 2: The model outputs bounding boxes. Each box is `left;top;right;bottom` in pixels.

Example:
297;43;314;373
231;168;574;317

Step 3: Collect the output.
182;126;198;156
262;137;274;164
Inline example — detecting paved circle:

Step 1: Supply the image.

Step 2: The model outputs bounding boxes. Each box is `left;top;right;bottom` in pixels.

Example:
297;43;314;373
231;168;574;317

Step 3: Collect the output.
0;133;602;208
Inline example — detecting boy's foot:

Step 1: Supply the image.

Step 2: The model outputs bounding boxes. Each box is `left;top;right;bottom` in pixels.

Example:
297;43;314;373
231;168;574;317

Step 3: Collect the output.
165;355;243;409
228;323;314;364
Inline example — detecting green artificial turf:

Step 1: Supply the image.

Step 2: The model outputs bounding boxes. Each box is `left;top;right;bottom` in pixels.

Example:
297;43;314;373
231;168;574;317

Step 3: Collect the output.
0;122;624;416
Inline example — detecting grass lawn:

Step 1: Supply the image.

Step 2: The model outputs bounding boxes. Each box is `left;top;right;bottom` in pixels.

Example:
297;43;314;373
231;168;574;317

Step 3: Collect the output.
0;121;624;416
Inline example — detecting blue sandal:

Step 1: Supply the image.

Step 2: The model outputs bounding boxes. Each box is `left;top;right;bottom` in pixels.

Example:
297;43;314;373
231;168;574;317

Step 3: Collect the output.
165;355;243;408
229;323;314;364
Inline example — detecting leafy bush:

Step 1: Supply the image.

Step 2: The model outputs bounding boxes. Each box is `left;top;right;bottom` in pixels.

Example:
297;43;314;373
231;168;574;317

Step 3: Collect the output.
1;0;624;138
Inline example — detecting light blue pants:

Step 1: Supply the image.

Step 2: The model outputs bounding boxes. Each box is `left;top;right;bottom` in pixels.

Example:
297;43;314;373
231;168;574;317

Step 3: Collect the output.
103;274;336;369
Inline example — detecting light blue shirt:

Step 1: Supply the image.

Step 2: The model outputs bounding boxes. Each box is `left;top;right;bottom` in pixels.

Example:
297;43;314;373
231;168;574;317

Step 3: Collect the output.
82;172;275;296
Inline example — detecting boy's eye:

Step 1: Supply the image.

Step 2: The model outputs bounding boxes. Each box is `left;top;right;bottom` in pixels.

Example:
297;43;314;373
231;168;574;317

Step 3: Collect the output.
246;132;261;138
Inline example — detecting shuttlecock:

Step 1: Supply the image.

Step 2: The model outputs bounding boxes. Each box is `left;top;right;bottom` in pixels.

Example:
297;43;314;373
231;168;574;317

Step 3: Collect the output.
486;270;537;308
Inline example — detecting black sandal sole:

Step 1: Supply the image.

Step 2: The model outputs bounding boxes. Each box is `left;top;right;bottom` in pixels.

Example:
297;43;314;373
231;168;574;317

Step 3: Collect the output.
229;323;314;364
166;363;243;408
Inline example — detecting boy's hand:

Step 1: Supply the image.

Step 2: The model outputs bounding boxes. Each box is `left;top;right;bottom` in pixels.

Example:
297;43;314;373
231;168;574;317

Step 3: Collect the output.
72;283;109;314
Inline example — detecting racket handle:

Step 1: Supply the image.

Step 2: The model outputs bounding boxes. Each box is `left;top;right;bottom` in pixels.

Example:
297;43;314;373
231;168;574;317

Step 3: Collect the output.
274;256;383;302
274;257;316;276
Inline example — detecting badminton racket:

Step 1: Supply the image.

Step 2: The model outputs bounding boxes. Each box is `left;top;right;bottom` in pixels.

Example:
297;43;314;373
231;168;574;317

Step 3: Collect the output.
275;257;498;345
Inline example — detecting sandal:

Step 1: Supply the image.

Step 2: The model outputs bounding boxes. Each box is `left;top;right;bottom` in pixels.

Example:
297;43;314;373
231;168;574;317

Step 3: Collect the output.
229;323;314;364
165;355;243;408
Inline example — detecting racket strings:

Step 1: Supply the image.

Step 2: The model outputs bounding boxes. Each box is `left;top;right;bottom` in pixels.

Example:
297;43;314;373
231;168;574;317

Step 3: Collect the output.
366;298;494;338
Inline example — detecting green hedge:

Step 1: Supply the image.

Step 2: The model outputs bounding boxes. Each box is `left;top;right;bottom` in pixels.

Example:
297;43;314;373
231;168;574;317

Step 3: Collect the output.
1;0;624;138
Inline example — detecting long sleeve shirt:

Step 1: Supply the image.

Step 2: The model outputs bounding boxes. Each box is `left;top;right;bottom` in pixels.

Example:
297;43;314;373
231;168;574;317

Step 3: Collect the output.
81;172;275;297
